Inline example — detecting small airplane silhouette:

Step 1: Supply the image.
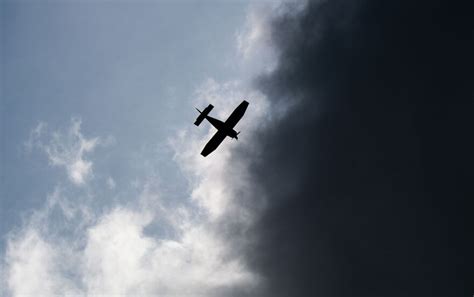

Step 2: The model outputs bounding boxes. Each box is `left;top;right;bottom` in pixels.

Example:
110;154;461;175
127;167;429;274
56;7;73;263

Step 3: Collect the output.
194;100;249;157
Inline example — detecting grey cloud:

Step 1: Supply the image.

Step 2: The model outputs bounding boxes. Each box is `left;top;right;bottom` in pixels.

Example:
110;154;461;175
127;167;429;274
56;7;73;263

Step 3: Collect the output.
231;1;474;296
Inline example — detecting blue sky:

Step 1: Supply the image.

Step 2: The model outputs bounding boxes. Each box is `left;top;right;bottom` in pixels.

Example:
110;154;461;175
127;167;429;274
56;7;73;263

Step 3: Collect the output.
1;1;277;295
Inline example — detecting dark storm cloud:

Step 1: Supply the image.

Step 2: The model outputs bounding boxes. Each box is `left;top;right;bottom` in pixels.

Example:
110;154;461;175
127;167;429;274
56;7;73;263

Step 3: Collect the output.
237;0;474;296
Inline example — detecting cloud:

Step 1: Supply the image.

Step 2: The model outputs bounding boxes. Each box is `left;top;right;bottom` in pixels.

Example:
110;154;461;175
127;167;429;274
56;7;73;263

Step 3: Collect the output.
233;1;474;296
6;228;81;296
106;176;116;190
7;230;57;295
6;86;267;296
5;184;258;296
82;207;255;295
24;121;46;152
27;118;101;186
236;4;273;61
235;1;306;75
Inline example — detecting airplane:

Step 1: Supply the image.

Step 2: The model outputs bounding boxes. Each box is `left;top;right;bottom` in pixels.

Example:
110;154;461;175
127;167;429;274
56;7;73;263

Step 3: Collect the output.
194;100;249;157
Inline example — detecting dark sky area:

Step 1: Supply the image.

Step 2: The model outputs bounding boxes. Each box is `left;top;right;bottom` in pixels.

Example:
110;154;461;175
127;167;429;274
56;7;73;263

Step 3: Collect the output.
235;0;473;296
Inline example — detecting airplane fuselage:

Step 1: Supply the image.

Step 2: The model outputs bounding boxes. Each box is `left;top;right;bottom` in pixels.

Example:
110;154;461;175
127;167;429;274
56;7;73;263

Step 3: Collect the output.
205;116;239;139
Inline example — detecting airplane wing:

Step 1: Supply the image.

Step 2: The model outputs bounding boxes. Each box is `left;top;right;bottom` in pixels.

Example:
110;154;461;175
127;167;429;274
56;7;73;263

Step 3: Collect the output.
224;100;249;128
201;130;227;157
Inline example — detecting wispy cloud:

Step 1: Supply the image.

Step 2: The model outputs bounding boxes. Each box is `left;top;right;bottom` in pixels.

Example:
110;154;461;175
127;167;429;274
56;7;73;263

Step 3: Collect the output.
236;4;277;75
236;5;273;61
106;176;116;190
26;118;101;186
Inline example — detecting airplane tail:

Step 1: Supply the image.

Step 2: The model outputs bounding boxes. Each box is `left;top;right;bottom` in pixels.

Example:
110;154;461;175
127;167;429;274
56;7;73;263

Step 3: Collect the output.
194;104;214;126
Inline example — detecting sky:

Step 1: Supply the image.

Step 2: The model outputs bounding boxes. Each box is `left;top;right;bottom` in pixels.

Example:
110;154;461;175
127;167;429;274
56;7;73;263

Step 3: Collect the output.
2;0;474;296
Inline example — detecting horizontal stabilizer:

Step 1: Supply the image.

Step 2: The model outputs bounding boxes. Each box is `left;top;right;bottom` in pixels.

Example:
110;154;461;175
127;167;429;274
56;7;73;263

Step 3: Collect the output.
194;104;214;126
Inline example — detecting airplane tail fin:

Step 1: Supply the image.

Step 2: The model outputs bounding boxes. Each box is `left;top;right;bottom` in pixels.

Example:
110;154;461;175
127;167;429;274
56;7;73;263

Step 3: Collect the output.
194;104;214;126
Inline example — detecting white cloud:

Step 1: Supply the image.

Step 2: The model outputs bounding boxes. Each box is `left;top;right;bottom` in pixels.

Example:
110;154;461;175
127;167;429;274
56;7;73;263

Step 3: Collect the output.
6;229;80;296
27;118;101;186
6;230;56;295
82;207;254;295
5;184;257;296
